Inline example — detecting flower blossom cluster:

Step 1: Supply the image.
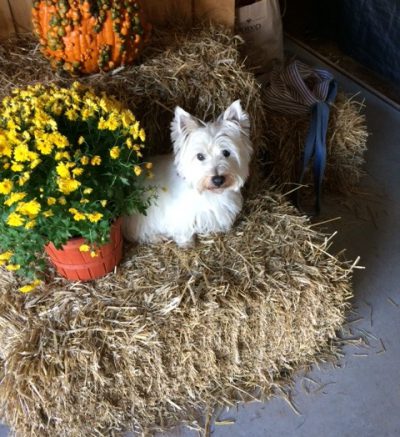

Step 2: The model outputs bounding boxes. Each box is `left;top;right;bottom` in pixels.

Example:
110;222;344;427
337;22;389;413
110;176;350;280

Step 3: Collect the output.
0;82;153;291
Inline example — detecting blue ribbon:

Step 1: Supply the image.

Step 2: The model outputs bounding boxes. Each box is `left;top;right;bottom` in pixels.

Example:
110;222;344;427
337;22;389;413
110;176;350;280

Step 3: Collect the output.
297;80;338;215
264;61;339;215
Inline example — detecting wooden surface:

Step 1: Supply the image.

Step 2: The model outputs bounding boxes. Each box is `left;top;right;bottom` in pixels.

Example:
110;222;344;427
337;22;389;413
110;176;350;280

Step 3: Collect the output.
9;0;32;33
0;0;15;38
194;0;235;28
142;0;193;25
0;0;234;39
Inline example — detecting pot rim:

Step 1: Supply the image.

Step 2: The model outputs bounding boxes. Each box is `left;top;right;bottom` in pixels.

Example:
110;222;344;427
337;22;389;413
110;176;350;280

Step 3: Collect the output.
45;217;122;250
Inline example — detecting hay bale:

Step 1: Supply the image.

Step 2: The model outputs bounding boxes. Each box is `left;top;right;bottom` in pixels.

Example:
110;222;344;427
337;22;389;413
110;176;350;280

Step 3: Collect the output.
264;93;368;193
0;191;353;436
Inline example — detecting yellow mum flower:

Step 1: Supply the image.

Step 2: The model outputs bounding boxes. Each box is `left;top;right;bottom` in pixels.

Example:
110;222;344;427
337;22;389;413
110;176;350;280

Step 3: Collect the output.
3;163;10;169
65;109;78;121
28;151;39;161
0;145;12;158
33;110;55;130
6;264;21;271
98;117;107;130
0;251;13;261
7;212;24;227
81;108;94;120
0;134;12;157
110;146;120;159
30;158;42;169
91;156;101;166
130;121;140;139
139;128;146;142
58;196;67;205
43;210;54;218
86;212;103;223
22;131;31;140
6;119;19;131
121;110;135;128
16;200;41;217
84;97;99;112
72;168;84;177
47;197;56;205
56;162;71;179
72;81;83;91
51;103;63;116
13;144;31;162
83;188;93;195
5;192;27;206
133;165;142;176
0;179;13;195
51;132;69;149
79;244;90;252
6;133;19;149
105;114;120;131
80;199;89;204
57;178;81;195
80;156;89;165
55;151;70;161
99;96;114;113
78;136;85;145
11;163;23;172
73;212;86;221
100;200;107;207
19;279;42;293
18;172;30;186
90;251;98;258
36;138;53;155
25;220;36;229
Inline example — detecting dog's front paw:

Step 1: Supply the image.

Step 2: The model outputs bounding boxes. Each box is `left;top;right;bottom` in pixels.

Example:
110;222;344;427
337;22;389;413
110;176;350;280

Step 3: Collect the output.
175;235;195;249
148;234;169;244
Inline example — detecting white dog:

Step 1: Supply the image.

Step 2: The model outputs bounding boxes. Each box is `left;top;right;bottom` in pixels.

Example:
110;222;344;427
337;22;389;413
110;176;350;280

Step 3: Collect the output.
123;100;253;247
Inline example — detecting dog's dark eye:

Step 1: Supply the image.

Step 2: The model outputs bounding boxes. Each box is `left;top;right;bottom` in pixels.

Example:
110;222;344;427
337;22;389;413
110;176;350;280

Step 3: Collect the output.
222;150;230;158
197;153;205;161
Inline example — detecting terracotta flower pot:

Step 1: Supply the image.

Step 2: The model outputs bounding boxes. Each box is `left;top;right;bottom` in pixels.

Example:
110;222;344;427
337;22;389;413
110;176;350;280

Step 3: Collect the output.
44;218;123;281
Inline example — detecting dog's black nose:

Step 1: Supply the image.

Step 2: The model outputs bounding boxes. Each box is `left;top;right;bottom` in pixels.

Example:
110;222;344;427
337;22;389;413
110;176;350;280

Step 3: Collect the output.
211;175;225;187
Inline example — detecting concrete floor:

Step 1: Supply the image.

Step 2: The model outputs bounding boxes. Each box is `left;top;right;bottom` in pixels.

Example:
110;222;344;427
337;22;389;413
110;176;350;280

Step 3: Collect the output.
1;44;400;437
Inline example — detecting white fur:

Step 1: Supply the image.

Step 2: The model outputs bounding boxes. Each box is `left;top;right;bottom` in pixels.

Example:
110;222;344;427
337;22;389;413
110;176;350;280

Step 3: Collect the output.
123;100;253;247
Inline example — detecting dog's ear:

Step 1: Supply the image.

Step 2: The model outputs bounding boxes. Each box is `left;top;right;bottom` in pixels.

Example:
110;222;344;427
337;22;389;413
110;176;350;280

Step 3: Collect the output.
219;100;250;135
171;106;201;139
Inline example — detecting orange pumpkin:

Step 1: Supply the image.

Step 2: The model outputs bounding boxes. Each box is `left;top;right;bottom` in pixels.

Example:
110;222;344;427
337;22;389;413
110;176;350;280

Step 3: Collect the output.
32;0;151;75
